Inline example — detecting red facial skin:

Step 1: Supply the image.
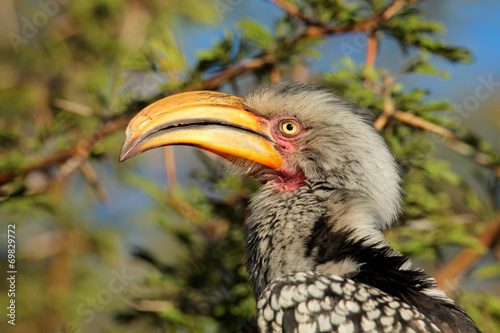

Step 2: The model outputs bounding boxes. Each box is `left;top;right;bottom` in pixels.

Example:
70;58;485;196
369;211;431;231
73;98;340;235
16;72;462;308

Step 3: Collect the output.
269;117;306;192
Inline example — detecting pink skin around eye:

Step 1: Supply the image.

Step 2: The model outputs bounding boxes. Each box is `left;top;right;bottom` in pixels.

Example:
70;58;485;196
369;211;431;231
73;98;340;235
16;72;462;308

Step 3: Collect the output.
268;117;306;192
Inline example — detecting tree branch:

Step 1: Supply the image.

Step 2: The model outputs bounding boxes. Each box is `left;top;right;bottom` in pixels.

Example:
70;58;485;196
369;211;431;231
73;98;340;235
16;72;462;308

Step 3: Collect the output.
269;0;311;23
376;109;500;175
305;0;414;37
365;32;378;67
434;217;500;295
0;117;131;186
374;73;396;129
163;147;177;187
198;55;274;90
270;0;414;38
445;140;500;177
0;55;276;187
392;111;461;140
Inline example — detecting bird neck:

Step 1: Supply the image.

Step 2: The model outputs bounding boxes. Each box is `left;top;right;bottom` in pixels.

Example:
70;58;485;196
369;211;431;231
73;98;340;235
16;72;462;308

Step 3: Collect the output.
245;181;390;297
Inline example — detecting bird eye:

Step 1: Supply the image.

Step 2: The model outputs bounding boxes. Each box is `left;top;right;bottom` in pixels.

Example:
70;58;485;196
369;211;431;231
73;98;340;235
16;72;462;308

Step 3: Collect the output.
281;120;299;136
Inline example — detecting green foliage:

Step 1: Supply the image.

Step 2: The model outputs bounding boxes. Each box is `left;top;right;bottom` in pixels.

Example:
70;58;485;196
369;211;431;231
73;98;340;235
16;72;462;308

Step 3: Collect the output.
383;7;472;62
117;161;257;331
290;0;363;26
458;290;500;333
195;29;257;74
238;19;275;50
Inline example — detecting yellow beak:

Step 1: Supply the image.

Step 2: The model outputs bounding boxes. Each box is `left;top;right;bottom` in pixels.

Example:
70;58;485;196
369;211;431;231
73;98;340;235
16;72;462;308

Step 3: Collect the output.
119;91;284;169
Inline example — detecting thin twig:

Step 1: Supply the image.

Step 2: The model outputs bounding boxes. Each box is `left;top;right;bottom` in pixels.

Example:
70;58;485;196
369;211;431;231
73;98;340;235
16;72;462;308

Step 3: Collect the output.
199;55;274;90
392;111;461;140
377;108;500;174
374;72;396;130
53;98;93;117
269;0;309;23
0;117;131;186
79;160;110;204
270;66;282;83
163;147;177;187
365;32;378;67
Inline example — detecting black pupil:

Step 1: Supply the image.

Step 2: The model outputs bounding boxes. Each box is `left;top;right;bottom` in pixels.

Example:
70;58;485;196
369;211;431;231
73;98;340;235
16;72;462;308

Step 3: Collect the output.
286;123;295;132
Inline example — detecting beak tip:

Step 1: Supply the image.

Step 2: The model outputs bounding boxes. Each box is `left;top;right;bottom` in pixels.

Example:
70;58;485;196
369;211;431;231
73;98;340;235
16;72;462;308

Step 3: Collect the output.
118;151;128;163
119;142;133;163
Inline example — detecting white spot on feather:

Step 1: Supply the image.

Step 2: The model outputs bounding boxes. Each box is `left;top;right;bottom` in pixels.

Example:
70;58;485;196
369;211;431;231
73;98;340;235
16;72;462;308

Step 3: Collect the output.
317;313;331;331
295;306;309;323
354;288;369;302
307;284;324;299
335;300;349;316
380;315;394;326
330;275;344;282
346;300;360;313
330;311;346;325
279;286;295;308
331;282;342;295
263;305;274;321
257;298;266;309
321;297;333;311
399;308;414;321
361;316;376;331
367;309;381;320
314;280;327;290
342;283;357;296
414;320;427;330
307;299;321;313
298;322;317;333
293;284;308;303
389;301;401;309
275;310;283;325
338;319;354;333
297;301;308;314
383;306;396;316
362;299;378;312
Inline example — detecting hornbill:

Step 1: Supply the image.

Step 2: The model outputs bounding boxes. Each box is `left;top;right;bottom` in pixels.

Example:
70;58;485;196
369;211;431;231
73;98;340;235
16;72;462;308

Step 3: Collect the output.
120;82;480;332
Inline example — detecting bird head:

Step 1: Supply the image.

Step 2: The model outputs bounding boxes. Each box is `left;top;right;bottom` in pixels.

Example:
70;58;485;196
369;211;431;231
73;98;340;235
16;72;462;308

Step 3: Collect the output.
120;82;401;229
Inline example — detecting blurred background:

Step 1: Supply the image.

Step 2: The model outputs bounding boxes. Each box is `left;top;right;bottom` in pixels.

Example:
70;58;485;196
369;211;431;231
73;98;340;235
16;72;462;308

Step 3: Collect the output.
0;0;499;332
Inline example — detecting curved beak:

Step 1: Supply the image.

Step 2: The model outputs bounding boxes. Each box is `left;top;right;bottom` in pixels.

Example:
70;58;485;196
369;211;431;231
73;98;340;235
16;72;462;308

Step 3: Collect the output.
119;91;284;169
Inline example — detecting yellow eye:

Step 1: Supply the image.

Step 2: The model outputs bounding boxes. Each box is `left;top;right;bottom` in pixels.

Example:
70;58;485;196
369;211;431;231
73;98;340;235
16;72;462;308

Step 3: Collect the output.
281;121;299;135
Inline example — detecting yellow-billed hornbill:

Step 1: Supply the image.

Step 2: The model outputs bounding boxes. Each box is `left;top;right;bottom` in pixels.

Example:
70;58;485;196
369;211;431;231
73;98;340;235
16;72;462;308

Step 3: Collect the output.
120;82;480;333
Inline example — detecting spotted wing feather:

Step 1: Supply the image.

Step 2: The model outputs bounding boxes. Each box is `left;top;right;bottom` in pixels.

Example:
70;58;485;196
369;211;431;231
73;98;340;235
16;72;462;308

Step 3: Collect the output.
256;272;443;333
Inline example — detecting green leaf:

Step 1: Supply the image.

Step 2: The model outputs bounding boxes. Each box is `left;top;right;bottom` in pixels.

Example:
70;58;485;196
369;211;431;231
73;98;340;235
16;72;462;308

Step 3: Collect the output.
237;19;275;50
473;263;500;280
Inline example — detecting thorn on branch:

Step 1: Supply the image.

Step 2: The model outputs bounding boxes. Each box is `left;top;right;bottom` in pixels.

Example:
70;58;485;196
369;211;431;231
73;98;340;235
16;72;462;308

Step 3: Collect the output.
79;160;110;204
